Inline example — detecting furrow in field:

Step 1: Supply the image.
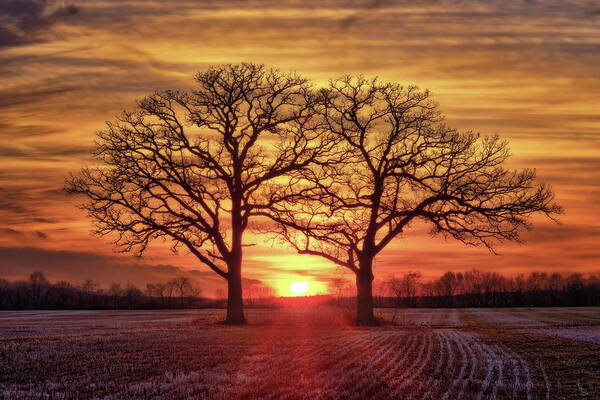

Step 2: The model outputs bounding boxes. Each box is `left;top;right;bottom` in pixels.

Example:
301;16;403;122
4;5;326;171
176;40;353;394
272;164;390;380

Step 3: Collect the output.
441;331;468;400
489;344;505;400
5;308;591;400
474;335;496;400
319;331;410;398
232;330;381;399
275;334;396;397
315;331;413;399
381;332;429;398
427;330;455;398
457;331;478;399
516;352;533;400
417;331;448;400
294;332;401;399
393;331;435;398
541;363;550;400
372;332;420;385
396;334;440;397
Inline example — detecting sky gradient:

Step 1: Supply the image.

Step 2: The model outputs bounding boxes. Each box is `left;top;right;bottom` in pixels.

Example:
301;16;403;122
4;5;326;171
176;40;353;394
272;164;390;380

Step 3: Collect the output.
1;0;599;296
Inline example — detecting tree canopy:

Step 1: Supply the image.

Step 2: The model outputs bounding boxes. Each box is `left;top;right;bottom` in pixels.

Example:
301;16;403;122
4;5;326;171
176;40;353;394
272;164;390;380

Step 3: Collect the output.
265;76;561;324
66;63;334;324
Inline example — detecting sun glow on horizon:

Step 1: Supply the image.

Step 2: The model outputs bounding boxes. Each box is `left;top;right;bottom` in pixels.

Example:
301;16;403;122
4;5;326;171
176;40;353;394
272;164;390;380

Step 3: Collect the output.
289;281;310;297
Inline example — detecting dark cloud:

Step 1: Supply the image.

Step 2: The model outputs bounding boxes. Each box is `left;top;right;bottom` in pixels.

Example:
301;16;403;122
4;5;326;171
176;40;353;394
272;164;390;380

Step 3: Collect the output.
0;227;49;241
282;269;338;283
0;0;78;48
523;224;600;245
0;82;76;109
0;186;61;226
0;188;28;215
0;246;223;289
0;121;59;138
0;227;22;236
585;8;600;16
0;146;25;158
242;277;263;286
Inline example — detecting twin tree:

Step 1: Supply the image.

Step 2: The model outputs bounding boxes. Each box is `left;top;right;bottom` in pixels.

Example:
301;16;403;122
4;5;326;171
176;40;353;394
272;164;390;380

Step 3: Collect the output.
66;63;561;325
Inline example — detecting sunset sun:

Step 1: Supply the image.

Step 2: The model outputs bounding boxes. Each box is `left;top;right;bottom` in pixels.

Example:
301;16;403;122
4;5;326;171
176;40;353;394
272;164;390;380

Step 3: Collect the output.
289;281;310;297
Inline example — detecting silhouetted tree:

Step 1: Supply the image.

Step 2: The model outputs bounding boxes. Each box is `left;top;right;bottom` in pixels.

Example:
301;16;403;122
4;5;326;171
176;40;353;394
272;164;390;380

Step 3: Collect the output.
267;76;562;325
146;282;169;306
388;272;422;307
66;63;332;324
77;279;99;307
437;271;459;306
125;283;144;308
109;282;124;308
29;271;49;308
170;277;192;308
387;276;404;307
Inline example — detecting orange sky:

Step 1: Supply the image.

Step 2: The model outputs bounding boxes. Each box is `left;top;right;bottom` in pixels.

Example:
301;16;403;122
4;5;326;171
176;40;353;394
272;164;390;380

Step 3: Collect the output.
1;0;599;296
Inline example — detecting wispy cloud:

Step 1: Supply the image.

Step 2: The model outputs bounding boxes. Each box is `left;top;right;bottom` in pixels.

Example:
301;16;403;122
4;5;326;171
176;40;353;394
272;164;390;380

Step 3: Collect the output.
0;0;78;48
0;0;599;286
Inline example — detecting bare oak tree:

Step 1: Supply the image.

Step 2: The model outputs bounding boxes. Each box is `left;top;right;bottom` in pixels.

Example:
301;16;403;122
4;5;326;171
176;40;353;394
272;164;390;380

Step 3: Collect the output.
66;63;330;324
267;76;562;325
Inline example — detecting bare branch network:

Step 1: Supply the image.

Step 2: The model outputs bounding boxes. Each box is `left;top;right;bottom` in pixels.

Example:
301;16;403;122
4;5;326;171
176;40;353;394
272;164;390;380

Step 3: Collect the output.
263;76;561;271
66;63;561;325
68;64;333;274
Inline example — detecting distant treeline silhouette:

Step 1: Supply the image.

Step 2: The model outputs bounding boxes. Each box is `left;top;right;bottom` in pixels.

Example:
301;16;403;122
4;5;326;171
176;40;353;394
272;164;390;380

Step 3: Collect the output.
2;269;599;310
370;270;600;308
325;269;600;308
0;272;218;310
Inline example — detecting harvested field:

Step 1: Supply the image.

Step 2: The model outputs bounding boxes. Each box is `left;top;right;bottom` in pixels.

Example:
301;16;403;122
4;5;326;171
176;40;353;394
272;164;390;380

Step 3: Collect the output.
464;308;548;327
375;308;464;328
531;326;600;345
0;308;598;399
501;307;600;326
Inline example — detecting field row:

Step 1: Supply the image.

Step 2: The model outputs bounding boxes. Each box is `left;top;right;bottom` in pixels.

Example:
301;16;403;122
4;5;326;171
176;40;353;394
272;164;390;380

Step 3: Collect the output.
2;327;544;399
0;308;598;399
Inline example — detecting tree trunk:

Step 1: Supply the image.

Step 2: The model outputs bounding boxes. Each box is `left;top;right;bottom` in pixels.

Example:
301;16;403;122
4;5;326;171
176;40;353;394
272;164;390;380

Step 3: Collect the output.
225;250;246;325
355;256;379;326
225;169;247;325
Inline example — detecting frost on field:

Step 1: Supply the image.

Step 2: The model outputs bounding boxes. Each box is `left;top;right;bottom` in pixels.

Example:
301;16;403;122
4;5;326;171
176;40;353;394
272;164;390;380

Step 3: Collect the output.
466;309;548;327
87;329;541;400
3;309;599;399
375;308;464;328
534;326;600;345
0;309;556;400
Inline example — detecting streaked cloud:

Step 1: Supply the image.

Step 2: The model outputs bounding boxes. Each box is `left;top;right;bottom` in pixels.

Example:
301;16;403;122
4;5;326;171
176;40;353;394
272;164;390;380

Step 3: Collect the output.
0;0;78;48
0;0;599;287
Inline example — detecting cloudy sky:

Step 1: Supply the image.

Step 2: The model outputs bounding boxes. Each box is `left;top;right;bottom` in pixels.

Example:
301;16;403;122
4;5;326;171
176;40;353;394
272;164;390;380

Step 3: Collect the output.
1;0;599;296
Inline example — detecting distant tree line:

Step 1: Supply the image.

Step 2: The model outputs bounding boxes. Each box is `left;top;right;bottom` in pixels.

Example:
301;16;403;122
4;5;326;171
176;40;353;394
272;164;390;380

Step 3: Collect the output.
3;269;598;310
0;272;217;310
332;269;600;308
